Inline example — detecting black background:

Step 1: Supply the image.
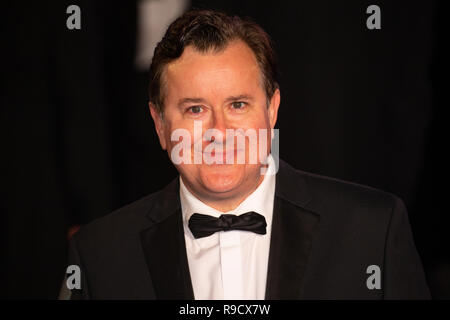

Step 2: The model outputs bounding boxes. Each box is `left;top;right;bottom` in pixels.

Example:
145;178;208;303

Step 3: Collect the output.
1;0;447;299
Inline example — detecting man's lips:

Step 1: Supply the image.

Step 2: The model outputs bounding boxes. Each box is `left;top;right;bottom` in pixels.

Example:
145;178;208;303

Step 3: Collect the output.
199;148;246;161
202;149;244;156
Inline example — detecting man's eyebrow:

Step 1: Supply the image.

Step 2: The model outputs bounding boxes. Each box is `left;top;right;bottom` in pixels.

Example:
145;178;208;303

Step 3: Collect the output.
224;94;254;103
177;97;207;107
177;94;255;107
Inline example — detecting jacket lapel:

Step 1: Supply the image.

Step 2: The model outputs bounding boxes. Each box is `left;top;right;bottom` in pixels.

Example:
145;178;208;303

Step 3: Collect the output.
139;160;319;300
265;160;321;299
140;178;194;299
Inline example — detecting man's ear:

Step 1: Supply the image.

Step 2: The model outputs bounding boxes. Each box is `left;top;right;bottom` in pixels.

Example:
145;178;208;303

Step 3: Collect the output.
149;102;167;150
268;88;281;129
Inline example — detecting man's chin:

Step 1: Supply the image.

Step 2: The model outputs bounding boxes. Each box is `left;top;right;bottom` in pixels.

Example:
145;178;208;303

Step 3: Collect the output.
199;166;245;195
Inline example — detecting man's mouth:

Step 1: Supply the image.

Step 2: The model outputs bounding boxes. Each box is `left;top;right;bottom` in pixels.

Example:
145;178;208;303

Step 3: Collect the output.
202;148;245;163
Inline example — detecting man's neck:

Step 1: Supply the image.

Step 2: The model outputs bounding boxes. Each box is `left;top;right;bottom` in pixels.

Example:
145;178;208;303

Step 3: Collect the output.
182;174;265;213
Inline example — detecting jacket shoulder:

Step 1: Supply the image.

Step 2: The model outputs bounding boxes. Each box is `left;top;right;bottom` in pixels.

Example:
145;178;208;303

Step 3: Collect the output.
72;186;167;245
278;160;401;220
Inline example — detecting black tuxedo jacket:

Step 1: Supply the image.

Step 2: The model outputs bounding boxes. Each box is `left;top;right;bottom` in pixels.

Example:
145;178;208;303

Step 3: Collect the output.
66;160;430;299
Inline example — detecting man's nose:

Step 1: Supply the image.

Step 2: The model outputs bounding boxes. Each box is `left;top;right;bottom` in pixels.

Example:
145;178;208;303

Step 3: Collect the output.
209;110;229;133
204;110;230;143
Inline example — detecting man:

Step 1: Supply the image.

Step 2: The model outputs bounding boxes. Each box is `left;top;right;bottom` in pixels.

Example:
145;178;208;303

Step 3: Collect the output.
64;9;430;299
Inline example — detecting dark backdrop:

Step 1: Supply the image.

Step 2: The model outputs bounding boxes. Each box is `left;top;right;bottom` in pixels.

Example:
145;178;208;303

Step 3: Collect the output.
2;0;448;299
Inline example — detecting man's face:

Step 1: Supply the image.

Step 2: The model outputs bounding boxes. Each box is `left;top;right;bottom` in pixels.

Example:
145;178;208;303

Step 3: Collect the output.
150;40;280;208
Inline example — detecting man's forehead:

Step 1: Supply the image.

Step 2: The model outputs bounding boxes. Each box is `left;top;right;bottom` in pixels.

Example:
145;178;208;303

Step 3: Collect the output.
162;40;263;100
165;40;260;78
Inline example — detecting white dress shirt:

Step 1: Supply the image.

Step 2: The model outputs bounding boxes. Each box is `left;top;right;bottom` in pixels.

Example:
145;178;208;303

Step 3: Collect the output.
180;156;276;300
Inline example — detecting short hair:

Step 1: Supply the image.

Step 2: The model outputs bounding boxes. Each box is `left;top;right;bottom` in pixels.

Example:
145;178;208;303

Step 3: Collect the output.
148;9;279;114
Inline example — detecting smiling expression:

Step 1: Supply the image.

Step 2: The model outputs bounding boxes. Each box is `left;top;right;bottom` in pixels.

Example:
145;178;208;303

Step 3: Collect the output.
150;40;280;210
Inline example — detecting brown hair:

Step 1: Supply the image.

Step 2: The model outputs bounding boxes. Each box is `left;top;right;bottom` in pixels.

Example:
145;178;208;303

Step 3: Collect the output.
148;9;279;114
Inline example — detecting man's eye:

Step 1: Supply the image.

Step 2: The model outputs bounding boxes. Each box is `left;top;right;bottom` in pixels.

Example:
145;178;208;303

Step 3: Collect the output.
188;106;203;114
231;102;246;110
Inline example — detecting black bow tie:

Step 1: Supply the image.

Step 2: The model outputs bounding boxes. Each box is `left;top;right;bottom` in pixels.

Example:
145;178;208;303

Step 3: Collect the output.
188;211;267;239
